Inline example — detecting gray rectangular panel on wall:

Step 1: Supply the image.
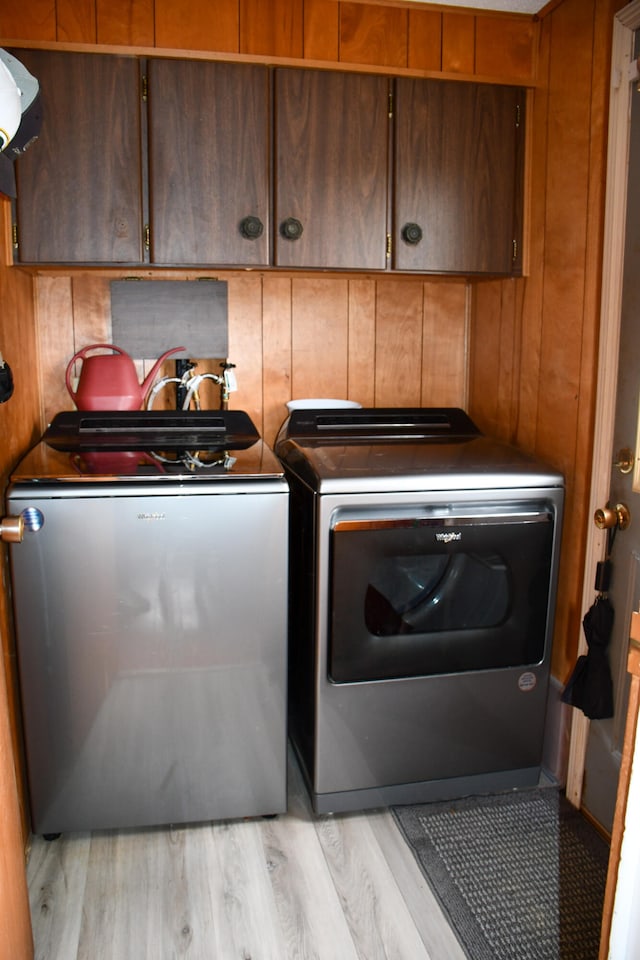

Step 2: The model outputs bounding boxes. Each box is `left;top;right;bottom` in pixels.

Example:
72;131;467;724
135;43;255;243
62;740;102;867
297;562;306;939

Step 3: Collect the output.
110;280;228;359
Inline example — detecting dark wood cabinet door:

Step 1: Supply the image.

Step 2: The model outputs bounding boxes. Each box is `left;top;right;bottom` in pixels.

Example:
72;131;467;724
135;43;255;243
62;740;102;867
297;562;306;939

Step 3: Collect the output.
274;69;389;270
148;59;270;266
14;51;144;264
393;79;524;275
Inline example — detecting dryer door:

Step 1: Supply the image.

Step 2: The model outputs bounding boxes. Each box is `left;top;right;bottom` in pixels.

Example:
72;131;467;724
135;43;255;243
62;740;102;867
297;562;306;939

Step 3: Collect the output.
329;500;557;683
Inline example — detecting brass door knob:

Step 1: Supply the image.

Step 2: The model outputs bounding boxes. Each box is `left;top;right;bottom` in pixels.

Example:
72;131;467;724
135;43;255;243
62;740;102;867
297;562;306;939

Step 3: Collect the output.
613;447;635;474
594;503;631;530
0;515;24;542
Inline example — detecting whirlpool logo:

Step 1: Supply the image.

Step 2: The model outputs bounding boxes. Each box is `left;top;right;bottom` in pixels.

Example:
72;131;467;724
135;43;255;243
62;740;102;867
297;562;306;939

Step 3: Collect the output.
435;531;462;543
137;512;166;521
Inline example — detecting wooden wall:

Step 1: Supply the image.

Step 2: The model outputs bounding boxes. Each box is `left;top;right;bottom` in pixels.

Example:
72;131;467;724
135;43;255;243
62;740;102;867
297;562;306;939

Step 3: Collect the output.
0;2;627;951
0;0;624;847
0;201;39;957
0;202;42;800
467;0;627;680
1;0;539;450
0;670;33;958
0;0;536;83
36;272;469;445
0;3;538;865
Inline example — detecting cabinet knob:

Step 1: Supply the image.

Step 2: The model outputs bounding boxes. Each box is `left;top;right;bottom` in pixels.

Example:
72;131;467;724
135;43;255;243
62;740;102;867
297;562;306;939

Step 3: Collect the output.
239;216;264;240
280;217;304;241
401;222;423;245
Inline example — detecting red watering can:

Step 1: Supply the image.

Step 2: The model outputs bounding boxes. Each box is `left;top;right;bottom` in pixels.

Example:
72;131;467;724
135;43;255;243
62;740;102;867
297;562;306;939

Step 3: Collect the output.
65;344;185;411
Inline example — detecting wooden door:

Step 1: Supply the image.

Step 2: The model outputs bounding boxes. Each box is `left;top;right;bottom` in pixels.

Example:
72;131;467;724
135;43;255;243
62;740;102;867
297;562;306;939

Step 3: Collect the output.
393;78;524;275
148;59;270;266
14;50;144;264
274;68;389;270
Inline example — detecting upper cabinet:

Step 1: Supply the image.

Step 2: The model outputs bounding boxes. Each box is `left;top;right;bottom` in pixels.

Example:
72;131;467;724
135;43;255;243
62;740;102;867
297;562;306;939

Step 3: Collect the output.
13;50;144;265
147;59;270;266
273;69;389;270
11;50;525;276
393;79;524;275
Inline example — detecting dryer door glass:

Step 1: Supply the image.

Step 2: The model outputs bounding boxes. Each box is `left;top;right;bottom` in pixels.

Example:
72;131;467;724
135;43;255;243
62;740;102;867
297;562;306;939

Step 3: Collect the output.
329;501;556;683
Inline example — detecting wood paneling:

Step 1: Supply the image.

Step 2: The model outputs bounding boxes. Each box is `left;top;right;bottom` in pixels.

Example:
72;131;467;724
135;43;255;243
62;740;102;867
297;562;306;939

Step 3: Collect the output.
37;277;76;418
240;0;304;58
0;660;33;959
348;279;376;408
262;275;294;444
0;0;56;41
534;0;600;682
339;3;408;68
469;281;507;437
291;278;349;399
0;1;537;85
475;16;536;83
421;281;467;407
56;0;96;43
71;275;113;349
0;198;41;955
0;0;623;945
469;279;523;442
0;0;615;799
442;12;475;75
154;0;239;52
408;10;442;72
304;0;339;61
32;272;468;445
374;280;424;406
0;203;44;778
468;0;624;681
97;0;155;47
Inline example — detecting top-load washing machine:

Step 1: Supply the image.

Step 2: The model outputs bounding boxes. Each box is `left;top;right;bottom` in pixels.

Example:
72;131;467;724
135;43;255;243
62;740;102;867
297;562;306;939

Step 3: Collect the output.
7;410;289;835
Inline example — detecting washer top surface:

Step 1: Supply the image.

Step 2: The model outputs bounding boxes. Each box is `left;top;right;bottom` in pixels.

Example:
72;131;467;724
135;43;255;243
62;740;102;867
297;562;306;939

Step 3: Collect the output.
11;410;285;484
275;407;564;493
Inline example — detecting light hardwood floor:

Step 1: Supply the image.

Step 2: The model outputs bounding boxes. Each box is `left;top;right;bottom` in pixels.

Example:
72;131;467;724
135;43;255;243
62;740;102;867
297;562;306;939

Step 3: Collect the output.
27;748;466;960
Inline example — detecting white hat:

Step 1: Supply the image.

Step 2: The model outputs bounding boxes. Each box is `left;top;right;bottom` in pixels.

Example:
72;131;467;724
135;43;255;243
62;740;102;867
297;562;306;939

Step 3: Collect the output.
0;56;21;151
0;50;42;198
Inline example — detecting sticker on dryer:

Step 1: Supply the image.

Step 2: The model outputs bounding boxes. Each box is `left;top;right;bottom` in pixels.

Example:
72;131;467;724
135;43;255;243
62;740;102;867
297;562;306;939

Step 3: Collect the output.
518;671;537;692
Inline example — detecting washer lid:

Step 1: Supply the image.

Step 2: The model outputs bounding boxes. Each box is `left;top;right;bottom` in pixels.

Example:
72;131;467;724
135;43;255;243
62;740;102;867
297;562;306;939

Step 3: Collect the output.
11;410;286;483
44;409;260;452
278;406;480;444
275;407;564;493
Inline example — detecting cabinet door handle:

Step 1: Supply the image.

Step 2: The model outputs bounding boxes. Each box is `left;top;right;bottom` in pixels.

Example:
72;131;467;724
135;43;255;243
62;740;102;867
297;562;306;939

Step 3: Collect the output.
401;222;423;245
239;216;264;240
280;217;304;241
